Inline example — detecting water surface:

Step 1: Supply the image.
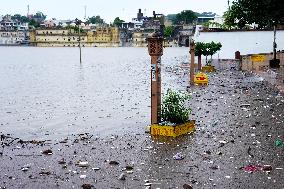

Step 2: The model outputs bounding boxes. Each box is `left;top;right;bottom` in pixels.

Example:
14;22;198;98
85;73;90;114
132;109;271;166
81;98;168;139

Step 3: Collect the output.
0;47;188;139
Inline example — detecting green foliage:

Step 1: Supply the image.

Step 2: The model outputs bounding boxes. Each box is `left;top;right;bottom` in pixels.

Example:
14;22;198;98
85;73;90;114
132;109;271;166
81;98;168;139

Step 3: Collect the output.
195;42;206;56
87;15;104;24
166;14;178;24
195;41;221;56
28;19;40;28
164;26;173;38
208;41;222;56
224;0;284;29
113;17;124;26
161;89;191;125
175;10;197;24
195;41;222;63
11;14;30;23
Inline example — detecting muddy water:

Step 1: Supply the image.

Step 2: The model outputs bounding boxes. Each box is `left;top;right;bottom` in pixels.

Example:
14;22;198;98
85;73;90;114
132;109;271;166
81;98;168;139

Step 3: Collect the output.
0;47;189;140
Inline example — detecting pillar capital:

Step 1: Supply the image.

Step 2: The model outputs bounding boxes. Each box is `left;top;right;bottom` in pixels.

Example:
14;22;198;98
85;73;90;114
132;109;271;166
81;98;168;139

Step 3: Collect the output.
147;37;164;56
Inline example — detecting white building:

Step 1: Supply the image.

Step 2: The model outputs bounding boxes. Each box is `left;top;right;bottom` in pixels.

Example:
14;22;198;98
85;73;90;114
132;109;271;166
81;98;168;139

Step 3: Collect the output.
209;15;225;29
0;31;27;45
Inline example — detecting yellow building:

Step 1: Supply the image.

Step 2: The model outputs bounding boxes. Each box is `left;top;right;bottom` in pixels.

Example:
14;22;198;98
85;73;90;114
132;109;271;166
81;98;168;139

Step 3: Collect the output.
132;29;153;47
30;27;120;47
93;27;120;43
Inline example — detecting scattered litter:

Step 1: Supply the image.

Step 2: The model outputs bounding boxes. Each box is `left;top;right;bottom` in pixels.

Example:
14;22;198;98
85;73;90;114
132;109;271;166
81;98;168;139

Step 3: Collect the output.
243;165;272;172
173;152;185;160
209;165;219;170
21;167;29;172
42;149;53;155
125;165;134;170
262;165;272;171
109;160;119;165
118;173;126;180
275;139;283;147
79;175;87;179
240;104;251;108
81;183;94;189
77;161;89;167
183;184;193;189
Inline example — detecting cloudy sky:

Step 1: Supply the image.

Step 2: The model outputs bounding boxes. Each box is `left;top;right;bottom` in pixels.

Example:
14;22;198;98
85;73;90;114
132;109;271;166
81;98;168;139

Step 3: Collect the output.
1;0;229;23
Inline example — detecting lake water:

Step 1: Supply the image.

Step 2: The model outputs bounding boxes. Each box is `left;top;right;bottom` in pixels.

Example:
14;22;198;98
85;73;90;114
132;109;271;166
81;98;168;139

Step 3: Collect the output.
195;30;284;59
0;47;189;140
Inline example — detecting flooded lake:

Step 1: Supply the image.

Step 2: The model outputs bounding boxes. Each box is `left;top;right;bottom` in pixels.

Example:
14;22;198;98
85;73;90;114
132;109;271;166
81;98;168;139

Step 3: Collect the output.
0;47;188;140
1;31;283;140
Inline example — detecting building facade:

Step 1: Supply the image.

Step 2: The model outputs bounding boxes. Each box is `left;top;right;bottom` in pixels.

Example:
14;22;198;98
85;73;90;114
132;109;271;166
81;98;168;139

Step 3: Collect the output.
30;27;120;47
0;31;27;45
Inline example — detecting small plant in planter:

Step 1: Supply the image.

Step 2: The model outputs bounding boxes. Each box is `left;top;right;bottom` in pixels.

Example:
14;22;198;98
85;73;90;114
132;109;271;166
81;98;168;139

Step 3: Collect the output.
160;89;191;125
151;89;195;137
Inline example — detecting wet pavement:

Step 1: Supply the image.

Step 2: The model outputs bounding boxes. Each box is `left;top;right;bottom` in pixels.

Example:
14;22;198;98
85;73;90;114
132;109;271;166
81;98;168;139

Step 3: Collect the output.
1;68;284;189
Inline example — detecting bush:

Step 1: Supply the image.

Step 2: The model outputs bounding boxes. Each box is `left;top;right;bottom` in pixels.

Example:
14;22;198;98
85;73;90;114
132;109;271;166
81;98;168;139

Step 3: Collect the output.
160;89;191;125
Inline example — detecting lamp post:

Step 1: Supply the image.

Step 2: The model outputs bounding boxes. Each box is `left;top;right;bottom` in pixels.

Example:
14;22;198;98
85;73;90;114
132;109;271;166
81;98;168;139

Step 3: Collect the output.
190;39;195;85
270;22;280;68
75;18;82;64
147;34;164;125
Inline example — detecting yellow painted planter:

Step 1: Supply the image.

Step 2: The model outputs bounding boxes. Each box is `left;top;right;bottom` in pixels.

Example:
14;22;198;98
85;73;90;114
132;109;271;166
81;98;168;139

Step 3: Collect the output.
201;65;216;72
194;72;208;85
150;121;195;137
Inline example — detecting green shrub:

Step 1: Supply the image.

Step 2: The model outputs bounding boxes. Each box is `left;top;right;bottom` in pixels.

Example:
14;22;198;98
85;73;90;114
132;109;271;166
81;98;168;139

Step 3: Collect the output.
160;89;191;125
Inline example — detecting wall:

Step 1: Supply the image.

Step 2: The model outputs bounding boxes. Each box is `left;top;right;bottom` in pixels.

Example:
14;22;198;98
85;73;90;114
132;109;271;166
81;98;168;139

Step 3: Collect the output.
241;52;284;71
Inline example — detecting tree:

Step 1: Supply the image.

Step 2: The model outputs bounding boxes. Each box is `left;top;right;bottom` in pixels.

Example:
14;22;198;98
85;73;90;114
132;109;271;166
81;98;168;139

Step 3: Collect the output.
195;41;222;66
166;14;178;25
29;19;40;28
113;17;124;26
224;0;284;66
195;42;206;70
87;15;104;24
225;0;284;29
11;14;30;23
164;26;173;38
32;12;46;22
208;41;222;63
175;10;197;24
